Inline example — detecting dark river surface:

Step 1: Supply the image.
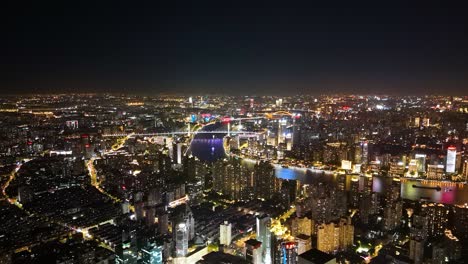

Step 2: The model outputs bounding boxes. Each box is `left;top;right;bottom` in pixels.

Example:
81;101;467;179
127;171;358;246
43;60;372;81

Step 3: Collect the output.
190;125;468;205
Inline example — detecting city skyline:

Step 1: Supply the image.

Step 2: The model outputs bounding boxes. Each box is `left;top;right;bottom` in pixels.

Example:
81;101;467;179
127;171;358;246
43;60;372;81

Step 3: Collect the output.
1;1;468;263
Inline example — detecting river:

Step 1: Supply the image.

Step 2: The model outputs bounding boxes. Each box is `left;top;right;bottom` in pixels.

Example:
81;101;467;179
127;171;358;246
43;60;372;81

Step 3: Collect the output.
190;124;468;205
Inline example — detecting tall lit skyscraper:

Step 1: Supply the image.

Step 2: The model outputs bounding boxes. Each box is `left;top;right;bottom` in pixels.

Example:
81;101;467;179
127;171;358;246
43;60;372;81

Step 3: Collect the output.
446;146;457;173
175;223;189;257
256;215;272;264
245;239;262;264
220;221;232;246
279;241;298;264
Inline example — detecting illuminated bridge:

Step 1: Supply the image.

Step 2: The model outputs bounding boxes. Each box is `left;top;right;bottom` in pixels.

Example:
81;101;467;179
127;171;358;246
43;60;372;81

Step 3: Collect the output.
101;131;262;138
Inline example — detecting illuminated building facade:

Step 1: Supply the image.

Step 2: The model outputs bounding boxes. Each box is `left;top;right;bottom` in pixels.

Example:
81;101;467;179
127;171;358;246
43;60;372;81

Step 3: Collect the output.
316;217;353;253
279;241;298;264
220;221;232;246
245;239;262;264
291;217;314;237
426;164;445;180
256;215;272;264
446;146;457;173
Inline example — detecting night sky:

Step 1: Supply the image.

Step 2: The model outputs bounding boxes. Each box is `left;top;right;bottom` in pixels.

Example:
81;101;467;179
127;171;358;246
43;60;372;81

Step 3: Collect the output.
2;2;468;95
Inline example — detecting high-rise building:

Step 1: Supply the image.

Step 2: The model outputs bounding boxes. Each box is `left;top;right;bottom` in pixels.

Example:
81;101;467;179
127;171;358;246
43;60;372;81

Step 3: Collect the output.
453;204;468;241
446;146;457;173
279;241;298;264
316;217;353;253
173;205;195;257
415;154;426;172
349;176;360;208
384;200;402;231
141;242;164;264
245;239;262;264
421;203;448;237
385;177;401;205
256;215;272;264
212;158;253;200
174;222;189;257
220;221;232;246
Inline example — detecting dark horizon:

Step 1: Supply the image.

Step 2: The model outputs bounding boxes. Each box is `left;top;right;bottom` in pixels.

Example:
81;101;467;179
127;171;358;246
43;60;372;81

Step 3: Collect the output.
2;2;468;95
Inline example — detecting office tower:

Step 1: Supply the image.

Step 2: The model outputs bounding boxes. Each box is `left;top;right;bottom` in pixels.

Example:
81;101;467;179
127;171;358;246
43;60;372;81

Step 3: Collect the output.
349;176;360;208
220;221;232;246
361;141;369;165
415;154;426;172
279;241;298;264
245;239;262;264
118;227;138;264
446;146;457;173
174;222;189;257
462;159;468;182
141;242;164;264
173;205;195;257
256;215;272;264
172;142;186;165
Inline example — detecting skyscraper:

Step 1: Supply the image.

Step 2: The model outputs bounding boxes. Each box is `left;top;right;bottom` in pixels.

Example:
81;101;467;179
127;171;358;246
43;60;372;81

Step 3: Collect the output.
256;215;272;264
220;221;232;246
446;146;457;173
279;241;298;264
175;222;189;257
